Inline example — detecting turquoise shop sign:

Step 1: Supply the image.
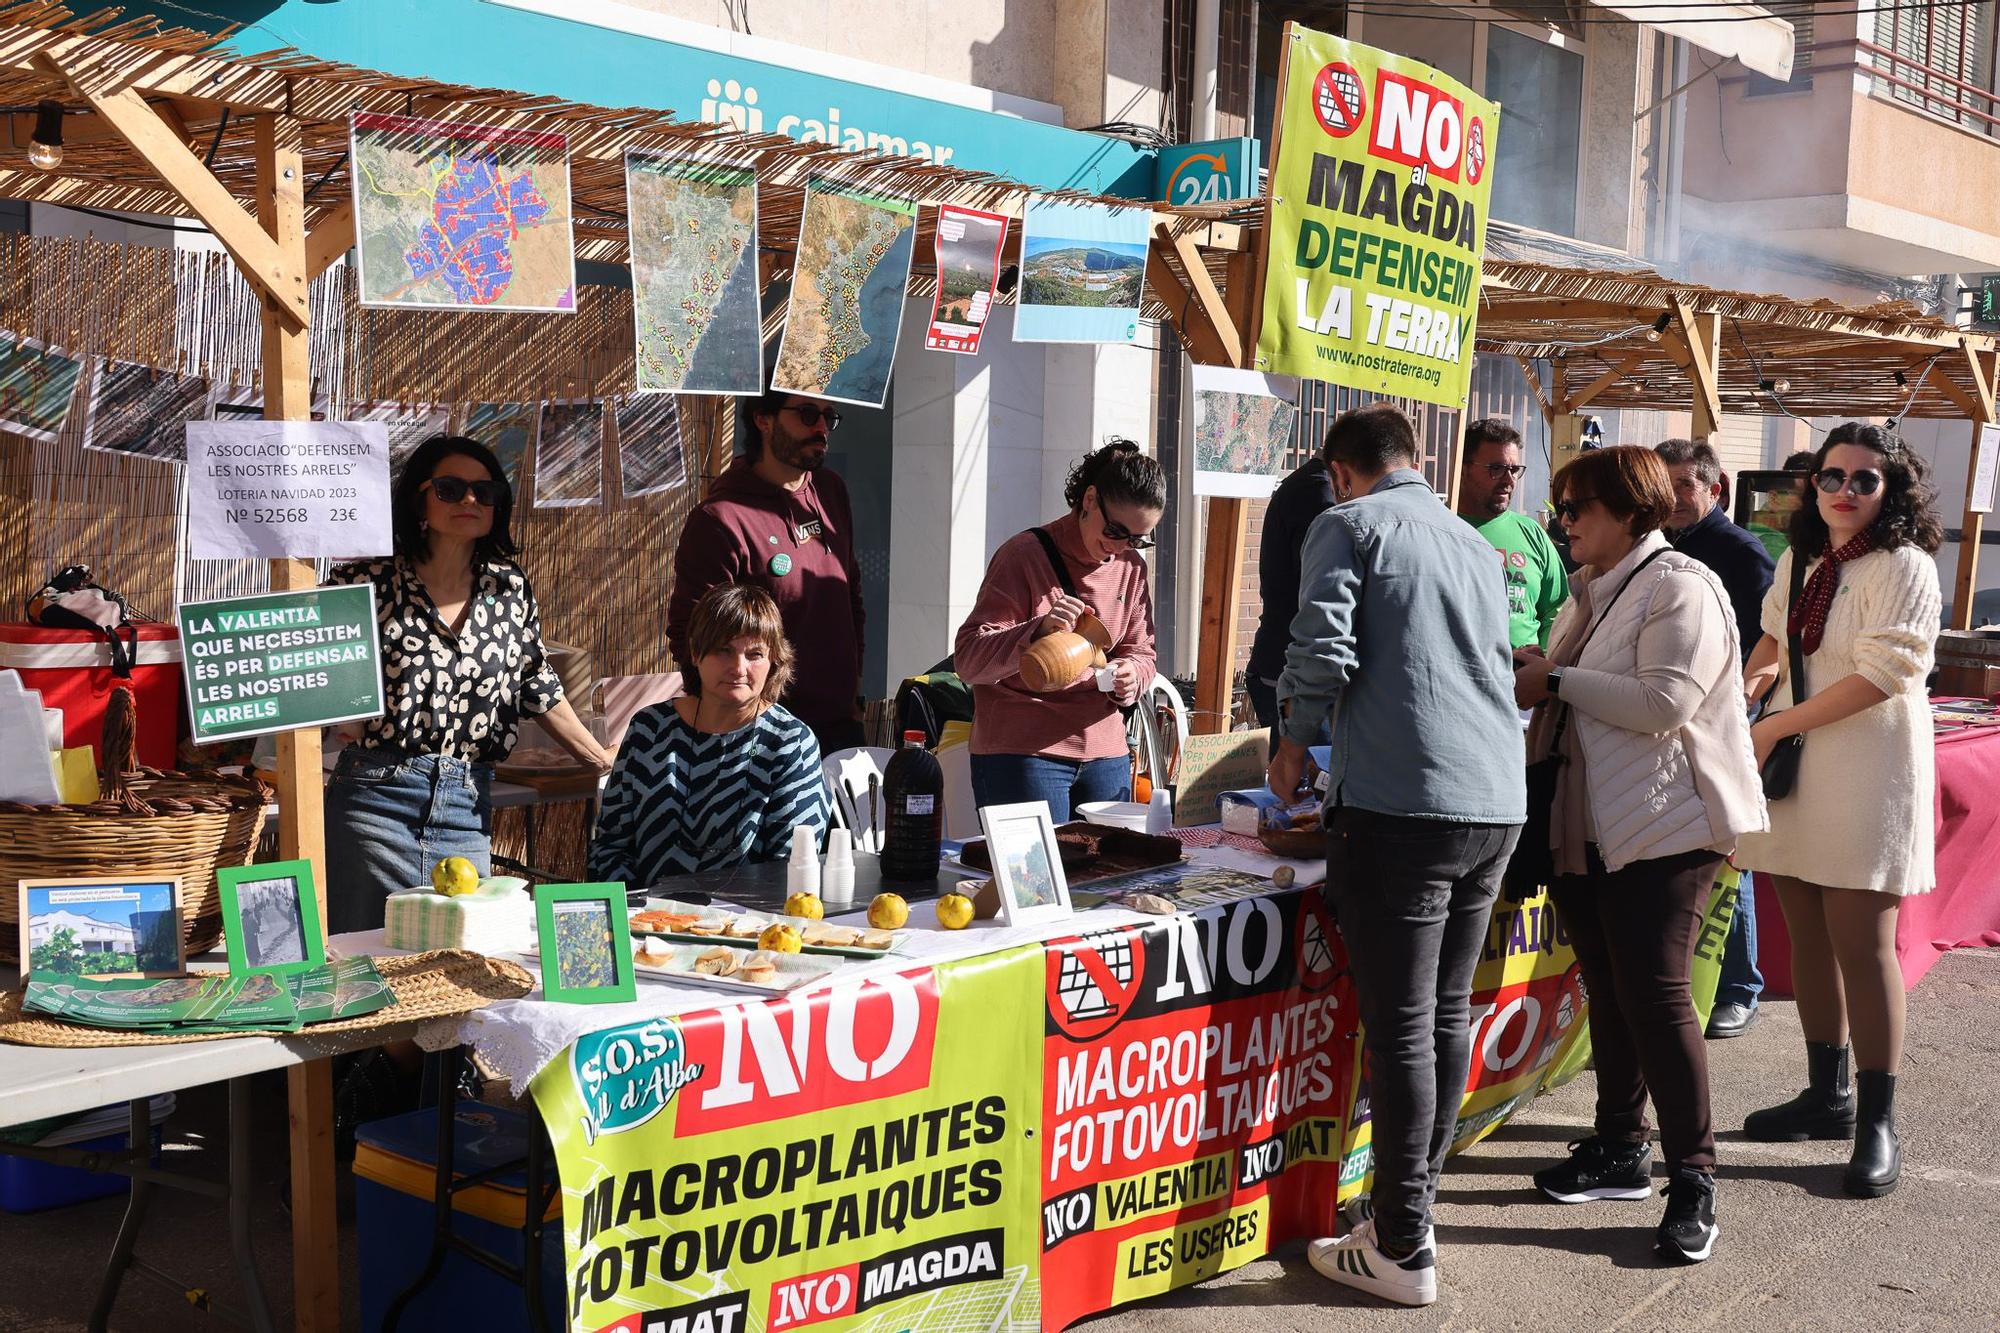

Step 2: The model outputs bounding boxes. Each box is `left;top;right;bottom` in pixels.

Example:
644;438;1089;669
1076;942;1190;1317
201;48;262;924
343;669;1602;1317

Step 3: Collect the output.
1155;138;1262;206
139;0;1158;198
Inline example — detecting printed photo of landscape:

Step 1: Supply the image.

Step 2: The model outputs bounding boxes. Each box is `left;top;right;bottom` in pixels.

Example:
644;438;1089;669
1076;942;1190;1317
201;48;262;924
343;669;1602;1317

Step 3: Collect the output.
1019;236;1146;309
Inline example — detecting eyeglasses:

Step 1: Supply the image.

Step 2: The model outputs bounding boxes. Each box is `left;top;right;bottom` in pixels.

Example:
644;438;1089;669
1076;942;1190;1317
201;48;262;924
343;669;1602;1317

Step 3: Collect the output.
1471;463;1527;480
1552;496;1597;524
1099;512;1157;551
783;404;843;431
1814;468;1883;497
426;475;503;506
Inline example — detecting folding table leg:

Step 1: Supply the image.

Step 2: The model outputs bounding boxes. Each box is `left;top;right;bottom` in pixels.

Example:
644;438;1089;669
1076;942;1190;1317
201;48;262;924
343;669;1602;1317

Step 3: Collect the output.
86;1099;155;1333
523;1108;554;1333
227;1078;278;1333
382;1046;460;1333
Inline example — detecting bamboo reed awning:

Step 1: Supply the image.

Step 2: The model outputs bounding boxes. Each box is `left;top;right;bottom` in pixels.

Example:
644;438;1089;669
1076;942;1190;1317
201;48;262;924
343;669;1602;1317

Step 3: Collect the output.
0;3;1237;268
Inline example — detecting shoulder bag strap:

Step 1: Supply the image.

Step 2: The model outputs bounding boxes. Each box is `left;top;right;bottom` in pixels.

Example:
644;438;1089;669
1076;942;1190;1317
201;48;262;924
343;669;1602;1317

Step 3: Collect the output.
1029;527;1079;600
1546;546;1669;753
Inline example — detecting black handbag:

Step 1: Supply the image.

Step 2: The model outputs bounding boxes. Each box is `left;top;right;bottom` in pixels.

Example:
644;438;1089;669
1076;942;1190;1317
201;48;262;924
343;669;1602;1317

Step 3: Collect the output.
1757;550;1811;800
1503;548;1667;900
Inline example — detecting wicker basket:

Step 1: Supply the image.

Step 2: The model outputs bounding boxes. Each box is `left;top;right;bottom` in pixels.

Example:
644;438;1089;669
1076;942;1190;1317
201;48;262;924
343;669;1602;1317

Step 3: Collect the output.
0;683;269;964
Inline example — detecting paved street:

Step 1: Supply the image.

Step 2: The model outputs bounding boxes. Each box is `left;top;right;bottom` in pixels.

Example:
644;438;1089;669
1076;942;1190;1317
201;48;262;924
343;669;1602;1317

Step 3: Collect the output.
1;949;1995;1332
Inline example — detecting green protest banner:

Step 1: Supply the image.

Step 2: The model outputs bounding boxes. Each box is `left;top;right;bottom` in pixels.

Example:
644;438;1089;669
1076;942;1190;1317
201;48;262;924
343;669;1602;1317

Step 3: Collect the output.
179;585;385;743
1255;25;1499;409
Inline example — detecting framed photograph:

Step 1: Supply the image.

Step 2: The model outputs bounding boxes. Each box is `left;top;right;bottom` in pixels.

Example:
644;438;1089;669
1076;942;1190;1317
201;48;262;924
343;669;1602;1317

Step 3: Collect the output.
18;876;186;983
533;883;636;1005
216;860;326;979
977;802;1073;928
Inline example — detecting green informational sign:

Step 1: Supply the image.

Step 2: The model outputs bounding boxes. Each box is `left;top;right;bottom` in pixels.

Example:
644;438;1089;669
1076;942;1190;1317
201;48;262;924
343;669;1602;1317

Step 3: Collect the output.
179;585;385;743
1256;25;1500;408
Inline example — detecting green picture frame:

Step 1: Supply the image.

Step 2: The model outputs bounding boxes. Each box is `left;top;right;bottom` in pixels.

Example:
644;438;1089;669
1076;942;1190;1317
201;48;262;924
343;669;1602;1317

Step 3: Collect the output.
533;882;635;1005
216;860;327;979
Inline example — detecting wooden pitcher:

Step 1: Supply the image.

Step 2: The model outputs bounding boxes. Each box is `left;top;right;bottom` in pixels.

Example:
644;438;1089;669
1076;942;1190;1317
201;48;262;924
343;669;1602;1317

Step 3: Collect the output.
1019;631;1108;693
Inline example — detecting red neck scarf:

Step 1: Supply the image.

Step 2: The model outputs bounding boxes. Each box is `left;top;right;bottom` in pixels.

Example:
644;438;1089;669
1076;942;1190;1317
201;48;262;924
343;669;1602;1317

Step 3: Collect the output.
1788;529;1878;655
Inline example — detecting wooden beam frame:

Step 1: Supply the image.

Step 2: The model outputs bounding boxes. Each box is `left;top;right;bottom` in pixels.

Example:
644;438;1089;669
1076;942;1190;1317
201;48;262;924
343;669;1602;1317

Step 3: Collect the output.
1154;220;1243;369
1670;295;1723;438
1952;342;1998;630
1194;498;1250;735
35;50;308;330
1559;348;1652;415
305;198;354;279
1147;244;1236;369
1513;356;1554;425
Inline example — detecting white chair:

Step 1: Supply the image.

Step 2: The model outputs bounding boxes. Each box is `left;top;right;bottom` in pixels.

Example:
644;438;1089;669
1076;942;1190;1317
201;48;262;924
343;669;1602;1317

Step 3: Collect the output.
1129;676;1190;790
821;746;896;853
936;742;981;842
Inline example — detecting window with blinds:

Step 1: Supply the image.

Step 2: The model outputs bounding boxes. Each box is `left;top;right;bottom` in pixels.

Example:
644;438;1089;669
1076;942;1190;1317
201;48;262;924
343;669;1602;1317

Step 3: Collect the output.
1876;0;1998;131
1747;7;1815;96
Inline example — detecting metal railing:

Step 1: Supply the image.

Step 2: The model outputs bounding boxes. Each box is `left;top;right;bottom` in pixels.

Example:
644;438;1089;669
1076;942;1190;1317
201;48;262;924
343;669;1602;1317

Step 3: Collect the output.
1851;38;2000;138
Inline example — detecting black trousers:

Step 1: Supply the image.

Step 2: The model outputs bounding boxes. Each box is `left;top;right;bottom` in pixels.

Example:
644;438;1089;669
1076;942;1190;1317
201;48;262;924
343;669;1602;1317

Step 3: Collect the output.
1326;807;1519;1250
1550;844;1719;1175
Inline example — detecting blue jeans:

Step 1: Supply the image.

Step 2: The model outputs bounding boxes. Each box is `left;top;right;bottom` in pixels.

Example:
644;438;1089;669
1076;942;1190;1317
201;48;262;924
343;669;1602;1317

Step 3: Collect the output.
1716;870;1764;1009
969;753;1130;823
1247;676;1330;757
325;747;494;936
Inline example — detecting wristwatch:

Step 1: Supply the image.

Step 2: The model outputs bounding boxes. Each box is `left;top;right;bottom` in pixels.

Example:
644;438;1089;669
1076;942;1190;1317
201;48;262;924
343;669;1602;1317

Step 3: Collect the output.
1546;668;1565;698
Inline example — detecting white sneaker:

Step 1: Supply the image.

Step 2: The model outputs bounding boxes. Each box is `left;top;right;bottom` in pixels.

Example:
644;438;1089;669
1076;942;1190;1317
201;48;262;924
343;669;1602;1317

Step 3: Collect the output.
1340;1193;1434;1251
1307;1217;1438;1307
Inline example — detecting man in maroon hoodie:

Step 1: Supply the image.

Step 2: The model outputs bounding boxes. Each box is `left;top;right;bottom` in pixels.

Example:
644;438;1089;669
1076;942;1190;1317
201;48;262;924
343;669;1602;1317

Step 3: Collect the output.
667;388;868;752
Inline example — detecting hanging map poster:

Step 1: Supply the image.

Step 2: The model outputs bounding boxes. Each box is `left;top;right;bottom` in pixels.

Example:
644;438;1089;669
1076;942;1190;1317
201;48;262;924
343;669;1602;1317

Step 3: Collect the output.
925;204;1009;355
1191;365;1302;497
771;178;918;409
459;401;537;494
613;394;688;499
82;359;212;461
1013;198;1149;345
0;334;85;442
349;111;576;313
534;402;603;509
626;153;763;395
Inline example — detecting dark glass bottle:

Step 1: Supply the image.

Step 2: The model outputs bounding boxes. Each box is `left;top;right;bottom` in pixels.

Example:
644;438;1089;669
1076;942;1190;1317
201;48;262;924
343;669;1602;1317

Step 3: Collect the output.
879;730;944;882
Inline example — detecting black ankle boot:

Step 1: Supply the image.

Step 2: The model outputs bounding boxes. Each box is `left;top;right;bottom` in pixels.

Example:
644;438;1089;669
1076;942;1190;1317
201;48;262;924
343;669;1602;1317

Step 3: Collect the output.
1844;1070;1901;1197
1745;1041;1856;1142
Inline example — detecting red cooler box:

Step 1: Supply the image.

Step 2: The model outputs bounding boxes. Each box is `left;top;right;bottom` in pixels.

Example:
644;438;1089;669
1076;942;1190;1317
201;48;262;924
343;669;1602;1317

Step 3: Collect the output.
0;623;185;771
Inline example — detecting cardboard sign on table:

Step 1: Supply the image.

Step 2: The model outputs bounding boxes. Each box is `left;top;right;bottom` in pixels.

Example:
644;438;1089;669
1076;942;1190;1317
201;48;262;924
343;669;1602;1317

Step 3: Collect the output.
1174;727;1271;826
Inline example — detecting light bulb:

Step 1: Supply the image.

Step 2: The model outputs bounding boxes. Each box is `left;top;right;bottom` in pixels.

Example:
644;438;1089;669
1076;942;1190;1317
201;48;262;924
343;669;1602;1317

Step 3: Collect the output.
27;139;62;171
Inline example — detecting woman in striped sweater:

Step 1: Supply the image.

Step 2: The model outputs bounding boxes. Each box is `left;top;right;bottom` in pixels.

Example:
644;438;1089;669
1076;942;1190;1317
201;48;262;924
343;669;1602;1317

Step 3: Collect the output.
590;584;828;885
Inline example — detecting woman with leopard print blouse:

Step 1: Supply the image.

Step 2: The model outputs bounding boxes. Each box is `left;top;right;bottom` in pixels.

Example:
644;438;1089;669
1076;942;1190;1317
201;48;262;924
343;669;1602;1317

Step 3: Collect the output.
324;436;611;933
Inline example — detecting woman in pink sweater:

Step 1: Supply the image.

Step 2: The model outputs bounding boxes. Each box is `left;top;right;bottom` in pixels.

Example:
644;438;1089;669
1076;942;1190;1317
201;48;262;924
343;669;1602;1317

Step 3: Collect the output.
954;440;1162;820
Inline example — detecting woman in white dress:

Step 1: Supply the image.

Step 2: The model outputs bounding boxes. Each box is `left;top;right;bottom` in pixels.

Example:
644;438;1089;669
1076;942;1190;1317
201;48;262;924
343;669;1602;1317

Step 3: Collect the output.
1736;422;1943;1198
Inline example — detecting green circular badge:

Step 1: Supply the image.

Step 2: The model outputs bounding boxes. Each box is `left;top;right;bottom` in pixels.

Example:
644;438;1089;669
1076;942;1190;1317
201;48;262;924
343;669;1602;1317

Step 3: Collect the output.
769;553;793;577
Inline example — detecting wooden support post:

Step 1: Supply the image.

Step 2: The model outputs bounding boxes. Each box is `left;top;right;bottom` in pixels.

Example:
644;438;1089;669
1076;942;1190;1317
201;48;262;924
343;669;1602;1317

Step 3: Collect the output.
305;199;355;280
1551;413;1588;480
1951;343;1998;630
1194;497;1250;735
254;112;339;1333
1670;296;1723;440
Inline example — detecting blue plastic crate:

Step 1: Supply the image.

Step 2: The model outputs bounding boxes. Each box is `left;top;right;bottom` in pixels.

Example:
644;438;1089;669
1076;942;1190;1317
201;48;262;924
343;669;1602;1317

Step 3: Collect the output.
354;1104;563;1333
0;1128;163;1214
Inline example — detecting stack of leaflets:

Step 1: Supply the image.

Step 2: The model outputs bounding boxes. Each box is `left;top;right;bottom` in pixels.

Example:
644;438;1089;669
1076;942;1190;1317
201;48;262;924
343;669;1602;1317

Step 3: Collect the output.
24;958;394;1036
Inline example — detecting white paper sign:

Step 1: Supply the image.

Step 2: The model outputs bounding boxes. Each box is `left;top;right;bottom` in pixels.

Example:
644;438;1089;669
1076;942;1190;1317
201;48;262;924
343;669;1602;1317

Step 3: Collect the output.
186;420;393;560
1972;424;2000;516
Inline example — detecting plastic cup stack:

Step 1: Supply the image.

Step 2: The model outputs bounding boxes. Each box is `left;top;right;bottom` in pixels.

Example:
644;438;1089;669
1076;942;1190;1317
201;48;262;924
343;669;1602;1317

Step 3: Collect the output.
822;828;856;906
787;823;822;896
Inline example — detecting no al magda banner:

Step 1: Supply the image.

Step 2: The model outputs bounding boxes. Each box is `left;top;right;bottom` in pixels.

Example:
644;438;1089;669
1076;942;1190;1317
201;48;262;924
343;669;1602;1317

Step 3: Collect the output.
1256;27;1499;409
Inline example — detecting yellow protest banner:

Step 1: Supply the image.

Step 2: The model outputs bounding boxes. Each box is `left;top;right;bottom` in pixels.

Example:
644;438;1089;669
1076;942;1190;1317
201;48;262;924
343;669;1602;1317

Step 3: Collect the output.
1255;25;1499;409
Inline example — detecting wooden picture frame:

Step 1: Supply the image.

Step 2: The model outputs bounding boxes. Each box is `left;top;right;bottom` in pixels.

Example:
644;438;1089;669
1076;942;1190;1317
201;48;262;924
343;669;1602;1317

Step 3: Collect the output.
18;876;186;984
533;882;636;1005
216;860;327;979
977;802;1073;928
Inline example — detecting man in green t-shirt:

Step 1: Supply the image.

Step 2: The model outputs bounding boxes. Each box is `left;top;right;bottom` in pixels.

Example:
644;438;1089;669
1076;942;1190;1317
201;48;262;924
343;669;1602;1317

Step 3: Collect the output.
1456;419;1567;650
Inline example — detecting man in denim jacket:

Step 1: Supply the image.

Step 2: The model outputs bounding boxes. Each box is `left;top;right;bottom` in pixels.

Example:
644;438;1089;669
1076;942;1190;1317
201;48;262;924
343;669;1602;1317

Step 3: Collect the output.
1266;403;1525;1308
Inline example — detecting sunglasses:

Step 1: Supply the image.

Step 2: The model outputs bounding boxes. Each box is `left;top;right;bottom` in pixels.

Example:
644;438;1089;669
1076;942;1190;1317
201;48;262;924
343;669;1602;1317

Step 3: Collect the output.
1552;495;1597;524
426;475;504;506
1471;462;1527;480
783;404;843;431
1814;467;1883;497
1095;501;1157;551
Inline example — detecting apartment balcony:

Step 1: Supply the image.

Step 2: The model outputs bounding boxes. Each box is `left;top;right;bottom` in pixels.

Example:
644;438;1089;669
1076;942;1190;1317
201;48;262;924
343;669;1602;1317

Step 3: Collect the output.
1679;17;2000;282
